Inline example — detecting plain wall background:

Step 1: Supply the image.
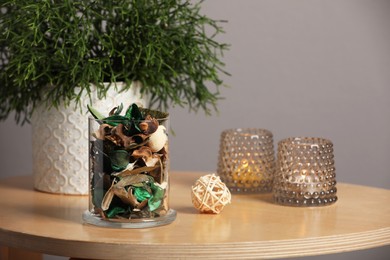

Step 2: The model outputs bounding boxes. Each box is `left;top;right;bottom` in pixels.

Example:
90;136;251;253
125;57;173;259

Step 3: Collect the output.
0;0;389;259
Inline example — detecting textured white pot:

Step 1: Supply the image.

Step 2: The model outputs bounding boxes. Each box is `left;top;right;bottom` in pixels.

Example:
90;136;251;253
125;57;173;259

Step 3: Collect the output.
32;82;148;195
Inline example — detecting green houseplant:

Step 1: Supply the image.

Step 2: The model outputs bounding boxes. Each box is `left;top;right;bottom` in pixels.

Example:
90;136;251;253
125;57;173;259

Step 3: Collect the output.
0;0;228;123
0;0;229;195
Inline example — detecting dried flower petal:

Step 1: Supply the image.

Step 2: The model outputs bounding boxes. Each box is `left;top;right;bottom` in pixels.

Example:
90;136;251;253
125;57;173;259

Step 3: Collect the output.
139;115;159;135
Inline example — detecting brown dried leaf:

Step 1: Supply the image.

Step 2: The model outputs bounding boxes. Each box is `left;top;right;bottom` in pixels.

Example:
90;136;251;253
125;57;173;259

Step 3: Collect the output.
115;174;150;188
113;187;139;207
113;166;158;178
101;185;115;211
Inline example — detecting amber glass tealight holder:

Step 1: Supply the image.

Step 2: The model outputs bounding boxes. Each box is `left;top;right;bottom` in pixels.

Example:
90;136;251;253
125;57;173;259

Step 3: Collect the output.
217;128;275;193
273;137;337;207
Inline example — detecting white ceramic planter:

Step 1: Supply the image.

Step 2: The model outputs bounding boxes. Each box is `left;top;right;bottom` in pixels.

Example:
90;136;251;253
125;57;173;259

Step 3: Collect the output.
32;82;148;195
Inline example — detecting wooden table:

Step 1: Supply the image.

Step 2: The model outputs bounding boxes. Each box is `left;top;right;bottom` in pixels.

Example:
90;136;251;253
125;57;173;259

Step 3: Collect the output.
0;171;389;259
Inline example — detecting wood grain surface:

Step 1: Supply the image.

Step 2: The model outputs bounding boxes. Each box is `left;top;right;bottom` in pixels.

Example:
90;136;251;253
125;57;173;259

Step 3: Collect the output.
0;171;389;259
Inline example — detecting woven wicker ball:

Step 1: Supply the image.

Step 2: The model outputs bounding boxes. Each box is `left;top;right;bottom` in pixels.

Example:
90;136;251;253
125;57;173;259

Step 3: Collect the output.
191;173;231;214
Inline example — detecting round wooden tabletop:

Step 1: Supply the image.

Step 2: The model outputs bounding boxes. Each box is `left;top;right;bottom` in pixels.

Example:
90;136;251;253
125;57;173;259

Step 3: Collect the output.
0;171;389;259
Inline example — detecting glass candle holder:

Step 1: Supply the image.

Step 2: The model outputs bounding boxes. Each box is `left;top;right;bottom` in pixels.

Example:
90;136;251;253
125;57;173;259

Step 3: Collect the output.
217;128;275;193
83;112;176;228
273;137;338;207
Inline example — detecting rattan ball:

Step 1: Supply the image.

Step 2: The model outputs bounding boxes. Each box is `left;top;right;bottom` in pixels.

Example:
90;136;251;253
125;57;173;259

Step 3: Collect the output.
191;173;231;214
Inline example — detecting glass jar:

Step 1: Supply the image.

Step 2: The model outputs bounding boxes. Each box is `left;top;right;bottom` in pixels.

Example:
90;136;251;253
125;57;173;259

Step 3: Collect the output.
83;110;176;228
273;137;338;207
217;128;276;193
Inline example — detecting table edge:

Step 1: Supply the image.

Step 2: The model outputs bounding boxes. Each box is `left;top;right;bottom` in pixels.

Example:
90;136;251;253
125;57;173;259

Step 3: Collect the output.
1;226;389;259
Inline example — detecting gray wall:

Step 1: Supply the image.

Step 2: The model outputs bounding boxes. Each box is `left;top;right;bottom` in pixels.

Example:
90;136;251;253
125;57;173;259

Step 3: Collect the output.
0;0;389;259
170;0;390;190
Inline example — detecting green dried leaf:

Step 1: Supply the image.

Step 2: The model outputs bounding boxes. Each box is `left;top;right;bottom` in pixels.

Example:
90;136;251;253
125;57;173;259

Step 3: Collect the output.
106;206;126;218
109;150;129;171
109;103;124;116
148;197;162;212
134;187;152;201
147;182;165;211
125;103;143;121
103;115;129;126
87;104;105;120
116;103;124;115
151;183;165;201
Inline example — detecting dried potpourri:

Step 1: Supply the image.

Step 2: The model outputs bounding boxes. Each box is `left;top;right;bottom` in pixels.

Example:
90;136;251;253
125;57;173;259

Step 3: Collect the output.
88;103;169;220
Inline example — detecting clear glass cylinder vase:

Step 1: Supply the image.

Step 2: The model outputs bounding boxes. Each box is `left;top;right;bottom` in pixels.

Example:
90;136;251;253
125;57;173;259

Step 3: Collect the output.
83;111;176;228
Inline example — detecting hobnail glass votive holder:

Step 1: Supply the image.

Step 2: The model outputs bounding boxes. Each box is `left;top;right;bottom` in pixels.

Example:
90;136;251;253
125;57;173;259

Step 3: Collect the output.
217;128;275;193
273;137;338;207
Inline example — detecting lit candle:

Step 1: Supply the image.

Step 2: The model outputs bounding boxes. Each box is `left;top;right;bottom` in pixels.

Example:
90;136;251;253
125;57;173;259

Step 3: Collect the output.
217;128;275;193
273;137;337;206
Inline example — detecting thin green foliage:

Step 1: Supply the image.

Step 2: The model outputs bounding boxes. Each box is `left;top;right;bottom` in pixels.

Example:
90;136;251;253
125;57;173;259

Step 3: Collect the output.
0;0;229;124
